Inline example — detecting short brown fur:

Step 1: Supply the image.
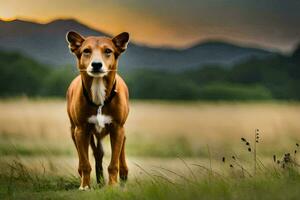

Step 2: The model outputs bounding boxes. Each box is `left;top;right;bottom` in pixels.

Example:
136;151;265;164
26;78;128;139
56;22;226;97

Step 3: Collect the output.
66;31;130;189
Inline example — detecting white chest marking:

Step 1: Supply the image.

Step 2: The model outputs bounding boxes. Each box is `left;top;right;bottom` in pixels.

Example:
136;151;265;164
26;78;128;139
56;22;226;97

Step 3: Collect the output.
88;112;112;133
88;78;112;132
91;78;106;105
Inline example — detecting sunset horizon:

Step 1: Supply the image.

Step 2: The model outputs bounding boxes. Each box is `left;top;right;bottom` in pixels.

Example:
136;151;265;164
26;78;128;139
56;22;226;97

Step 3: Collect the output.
0;16;298;54
1;0;299;53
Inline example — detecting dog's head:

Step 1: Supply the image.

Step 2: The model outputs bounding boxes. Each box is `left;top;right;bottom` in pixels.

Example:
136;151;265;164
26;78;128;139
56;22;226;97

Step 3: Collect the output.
66;31;129;78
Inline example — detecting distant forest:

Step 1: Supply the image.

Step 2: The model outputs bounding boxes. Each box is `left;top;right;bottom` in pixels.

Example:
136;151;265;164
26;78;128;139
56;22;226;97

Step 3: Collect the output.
0;46;300;100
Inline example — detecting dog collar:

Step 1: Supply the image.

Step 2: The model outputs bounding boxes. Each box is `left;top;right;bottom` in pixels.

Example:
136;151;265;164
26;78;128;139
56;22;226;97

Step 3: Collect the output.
82;79;117;107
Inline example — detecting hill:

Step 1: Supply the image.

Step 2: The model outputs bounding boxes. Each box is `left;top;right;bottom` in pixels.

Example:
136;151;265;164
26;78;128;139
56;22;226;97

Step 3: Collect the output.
0;19;276;72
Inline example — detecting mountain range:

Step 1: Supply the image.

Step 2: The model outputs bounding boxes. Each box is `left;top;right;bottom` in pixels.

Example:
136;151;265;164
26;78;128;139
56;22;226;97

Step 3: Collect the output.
0;19;277;72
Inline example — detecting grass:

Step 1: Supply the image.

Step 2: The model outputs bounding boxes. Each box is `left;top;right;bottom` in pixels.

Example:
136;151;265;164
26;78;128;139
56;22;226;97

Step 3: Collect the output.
1;156;300;200
1;99;300;158
1;130;300;200
126;136;205;157
0;134;73;156
1;99;300;199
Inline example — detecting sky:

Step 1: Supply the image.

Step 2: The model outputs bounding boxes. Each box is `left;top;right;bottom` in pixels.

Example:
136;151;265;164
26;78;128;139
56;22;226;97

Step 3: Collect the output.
0;0;299;53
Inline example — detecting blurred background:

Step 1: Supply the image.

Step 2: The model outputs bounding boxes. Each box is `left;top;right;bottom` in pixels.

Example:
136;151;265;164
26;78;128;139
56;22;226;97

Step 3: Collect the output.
0;0;300;100
0;0;300;179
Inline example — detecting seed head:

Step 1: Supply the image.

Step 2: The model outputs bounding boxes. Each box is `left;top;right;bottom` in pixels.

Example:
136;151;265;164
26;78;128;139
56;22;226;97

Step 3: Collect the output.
222;157;225;163
284;153;292;163
277;160;280;164
273;155;276;162
241;138;246;142
248;148;251;152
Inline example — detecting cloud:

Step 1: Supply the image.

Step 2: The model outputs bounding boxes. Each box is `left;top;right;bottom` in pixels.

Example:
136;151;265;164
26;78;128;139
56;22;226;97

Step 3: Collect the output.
0;0;299;52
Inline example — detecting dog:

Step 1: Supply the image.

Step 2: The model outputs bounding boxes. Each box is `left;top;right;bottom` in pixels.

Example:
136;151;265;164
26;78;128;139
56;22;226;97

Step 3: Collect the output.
66;31;130;190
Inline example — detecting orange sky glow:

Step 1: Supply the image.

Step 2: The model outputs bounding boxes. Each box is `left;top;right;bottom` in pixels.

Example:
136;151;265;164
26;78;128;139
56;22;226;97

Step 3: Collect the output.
0;0;299;53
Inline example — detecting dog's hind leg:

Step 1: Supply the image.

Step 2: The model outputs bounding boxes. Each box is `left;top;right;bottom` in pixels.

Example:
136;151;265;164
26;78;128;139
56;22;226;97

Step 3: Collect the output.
91;134;105;186
119;136;128;183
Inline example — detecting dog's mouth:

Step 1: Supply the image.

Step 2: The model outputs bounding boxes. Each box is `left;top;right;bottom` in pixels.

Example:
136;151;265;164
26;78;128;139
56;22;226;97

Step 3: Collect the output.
87;69;107;77
92;69;106;74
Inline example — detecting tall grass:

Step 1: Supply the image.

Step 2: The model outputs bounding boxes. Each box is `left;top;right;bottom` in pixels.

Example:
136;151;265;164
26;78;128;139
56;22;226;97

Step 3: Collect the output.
1;99;300;199
1;138;300;200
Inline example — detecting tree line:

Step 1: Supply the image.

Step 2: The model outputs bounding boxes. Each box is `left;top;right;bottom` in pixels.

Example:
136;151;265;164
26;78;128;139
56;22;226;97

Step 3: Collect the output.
0;46;299;100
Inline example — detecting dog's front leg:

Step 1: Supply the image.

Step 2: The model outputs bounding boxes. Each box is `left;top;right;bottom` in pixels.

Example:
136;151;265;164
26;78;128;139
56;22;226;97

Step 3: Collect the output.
108;125;125;185
75;126;92;190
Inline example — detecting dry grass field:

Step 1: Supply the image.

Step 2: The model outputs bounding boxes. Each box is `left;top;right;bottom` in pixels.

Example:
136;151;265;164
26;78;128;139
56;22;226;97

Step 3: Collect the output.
0;99;299;155
1;99;300;199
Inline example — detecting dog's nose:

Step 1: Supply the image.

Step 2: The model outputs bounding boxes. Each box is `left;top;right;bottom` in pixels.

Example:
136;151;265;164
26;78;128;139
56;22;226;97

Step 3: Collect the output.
91;62;102;71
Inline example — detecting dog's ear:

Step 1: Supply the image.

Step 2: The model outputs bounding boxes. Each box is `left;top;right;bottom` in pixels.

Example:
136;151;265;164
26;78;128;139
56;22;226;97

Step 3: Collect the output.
66;31;85;54
112;32;129;53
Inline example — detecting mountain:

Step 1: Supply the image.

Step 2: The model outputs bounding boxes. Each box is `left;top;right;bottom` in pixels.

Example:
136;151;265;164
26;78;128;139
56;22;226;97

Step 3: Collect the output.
0;19;277;72
0;19;105;68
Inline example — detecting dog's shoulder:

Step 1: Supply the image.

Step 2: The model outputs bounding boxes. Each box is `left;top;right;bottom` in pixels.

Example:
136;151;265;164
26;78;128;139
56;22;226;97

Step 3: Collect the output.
68;75;81;91
66;75;81;101
116;74;129;99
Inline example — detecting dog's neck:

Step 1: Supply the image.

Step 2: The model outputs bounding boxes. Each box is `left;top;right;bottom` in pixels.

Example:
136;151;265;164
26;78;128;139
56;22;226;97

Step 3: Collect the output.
81;72;116;106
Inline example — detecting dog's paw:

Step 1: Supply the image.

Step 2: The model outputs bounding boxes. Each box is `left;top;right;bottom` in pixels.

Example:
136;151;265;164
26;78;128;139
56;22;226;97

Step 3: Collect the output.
79;185;91;191
120;181;127;190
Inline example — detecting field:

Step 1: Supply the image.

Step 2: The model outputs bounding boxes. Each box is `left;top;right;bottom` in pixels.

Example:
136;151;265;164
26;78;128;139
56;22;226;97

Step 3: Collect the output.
1;99;300;199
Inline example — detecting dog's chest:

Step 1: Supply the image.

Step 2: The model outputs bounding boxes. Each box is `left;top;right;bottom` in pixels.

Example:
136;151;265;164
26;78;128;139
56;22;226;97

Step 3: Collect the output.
89;78;112;132
91;78;106;105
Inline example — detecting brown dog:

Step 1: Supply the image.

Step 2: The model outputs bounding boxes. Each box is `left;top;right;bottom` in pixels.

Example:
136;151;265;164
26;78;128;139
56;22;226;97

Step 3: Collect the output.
66;31;129;190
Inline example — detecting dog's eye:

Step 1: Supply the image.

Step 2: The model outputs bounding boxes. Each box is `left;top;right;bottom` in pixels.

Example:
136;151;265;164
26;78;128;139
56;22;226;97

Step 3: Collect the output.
83;48;92;55
104;48;112;54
